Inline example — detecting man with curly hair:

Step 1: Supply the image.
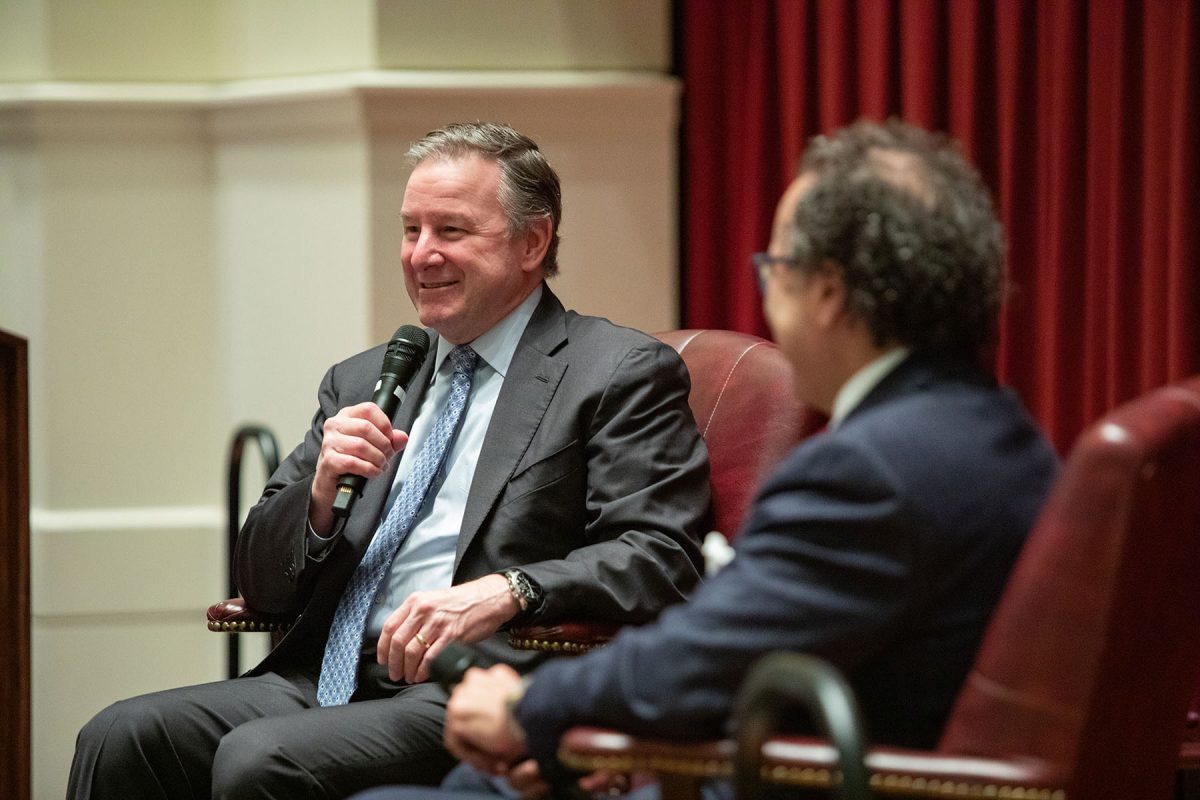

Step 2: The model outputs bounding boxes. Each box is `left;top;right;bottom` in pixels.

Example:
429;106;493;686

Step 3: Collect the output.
359;119;1060;800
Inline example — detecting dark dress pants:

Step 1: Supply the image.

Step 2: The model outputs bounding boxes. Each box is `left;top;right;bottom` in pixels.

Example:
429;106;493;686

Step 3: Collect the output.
67;665;456;800
348;762;721;800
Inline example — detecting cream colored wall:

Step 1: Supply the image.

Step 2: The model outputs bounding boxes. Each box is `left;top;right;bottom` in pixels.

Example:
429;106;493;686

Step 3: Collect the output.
0;0;668;81
215;0;376;79
0;2;676;798
376;0;670;69
0;0;49;81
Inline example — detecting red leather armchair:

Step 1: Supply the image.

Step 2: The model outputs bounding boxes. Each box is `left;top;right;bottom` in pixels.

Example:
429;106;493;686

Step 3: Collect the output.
559;379;1200;800
209;330;824;644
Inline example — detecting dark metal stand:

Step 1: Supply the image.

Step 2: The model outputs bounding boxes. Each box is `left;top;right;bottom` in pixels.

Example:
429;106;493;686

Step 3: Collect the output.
734;652;873;800
225;425;280;680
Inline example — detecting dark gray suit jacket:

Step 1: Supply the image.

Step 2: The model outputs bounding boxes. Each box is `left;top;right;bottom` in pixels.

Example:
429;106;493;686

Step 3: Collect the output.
235;287;710;675
517;354;1059;761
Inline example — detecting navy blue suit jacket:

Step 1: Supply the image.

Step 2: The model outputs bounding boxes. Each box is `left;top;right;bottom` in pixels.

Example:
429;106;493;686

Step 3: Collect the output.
517;354;1058;759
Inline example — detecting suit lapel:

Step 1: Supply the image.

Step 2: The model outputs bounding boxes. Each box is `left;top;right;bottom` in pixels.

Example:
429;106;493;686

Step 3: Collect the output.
455;291;568;565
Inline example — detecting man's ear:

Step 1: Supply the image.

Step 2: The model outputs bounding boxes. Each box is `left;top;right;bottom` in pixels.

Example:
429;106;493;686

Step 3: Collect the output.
810;261;848;328
518;217;553;274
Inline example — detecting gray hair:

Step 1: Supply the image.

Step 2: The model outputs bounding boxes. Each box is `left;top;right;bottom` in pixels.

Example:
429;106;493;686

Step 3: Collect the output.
407;122;562;276
790;119;1005;360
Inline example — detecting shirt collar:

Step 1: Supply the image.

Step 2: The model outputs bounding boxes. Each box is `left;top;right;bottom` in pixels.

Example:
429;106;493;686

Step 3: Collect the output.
829;346;910;429
431;283;543;378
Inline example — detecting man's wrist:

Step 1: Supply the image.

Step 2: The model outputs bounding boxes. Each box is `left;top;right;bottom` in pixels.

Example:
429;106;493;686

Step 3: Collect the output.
502;569;544;624
504;675;532;746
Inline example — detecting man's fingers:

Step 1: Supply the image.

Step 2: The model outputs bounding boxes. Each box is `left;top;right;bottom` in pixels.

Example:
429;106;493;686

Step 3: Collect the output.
376;605;416;672
402;627;433;684
326;418;396;464
507;759;549;798
378;610;435;683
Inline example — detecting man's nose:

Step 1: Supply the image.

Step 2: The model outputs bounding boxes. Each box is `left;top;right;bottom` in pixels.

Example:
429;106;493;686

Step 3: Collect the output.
408;230;445;268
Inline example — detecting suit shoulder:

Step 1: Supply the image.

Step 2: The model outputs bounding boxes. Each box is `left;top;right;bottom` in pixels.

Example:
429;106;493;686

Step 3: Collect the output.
562;310;659;343
560;310;674;361
847;378;1043;450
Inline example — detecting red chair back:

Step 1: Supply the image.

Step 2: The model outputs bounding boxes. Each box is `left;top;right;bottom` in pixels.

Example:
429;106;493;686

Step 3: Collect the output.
655;329;825;542
940;380;1200;799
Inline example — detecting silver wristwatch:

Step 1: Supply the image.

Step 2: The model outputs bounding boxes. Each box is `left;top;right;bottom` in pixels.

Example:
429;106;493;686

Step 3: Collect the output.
503;568;542;612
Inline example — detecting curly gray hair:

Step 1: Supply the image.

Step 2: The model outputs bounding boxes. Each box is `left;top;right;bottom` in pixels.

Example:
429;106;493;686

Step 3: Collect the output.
790;119;1005;359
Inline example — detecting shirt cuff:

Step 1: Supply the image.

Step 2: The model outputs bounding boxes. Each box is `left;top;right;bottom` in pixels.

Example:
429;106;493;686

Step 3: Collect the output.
305;516;345;562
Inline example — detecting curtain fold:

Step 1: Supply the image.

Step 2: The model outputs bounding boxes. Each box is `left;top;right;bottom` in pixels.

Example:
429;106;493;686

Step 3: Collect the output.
681;0;1200;452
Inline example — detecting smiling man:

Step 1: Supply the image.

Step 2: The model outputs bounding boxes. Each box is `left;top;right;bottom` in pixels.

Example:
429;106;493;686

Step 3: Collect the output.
67;122;711;800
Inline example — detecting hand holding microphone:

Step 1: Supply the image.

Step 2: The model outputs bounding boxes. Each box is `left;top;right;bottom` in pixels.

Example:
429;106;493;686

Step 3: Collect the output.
436;644;589;799
437;647;531;774
329;325;430;518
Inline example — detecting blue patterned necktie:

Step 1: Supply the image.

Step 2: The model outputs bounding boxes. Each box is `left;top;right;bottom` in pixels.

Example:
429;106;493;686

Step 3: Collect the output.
317;344;479;706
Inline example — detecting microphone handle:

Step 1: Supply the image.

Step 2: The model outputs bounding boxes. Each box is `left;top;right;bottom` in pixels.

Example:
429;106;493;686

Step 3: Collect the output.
331;374;404;517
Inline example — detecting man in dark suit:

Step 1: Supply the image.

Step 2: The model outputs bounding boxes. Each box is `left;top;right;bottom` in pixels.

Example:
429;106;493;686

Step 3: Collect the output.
67;122;710;799
363;119;1059;800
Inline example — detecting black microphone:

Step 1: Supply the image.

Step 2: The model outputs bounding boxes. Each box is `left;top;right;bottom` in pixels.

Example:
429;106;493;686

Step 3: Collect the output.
429;642;493;694
331;325;430;518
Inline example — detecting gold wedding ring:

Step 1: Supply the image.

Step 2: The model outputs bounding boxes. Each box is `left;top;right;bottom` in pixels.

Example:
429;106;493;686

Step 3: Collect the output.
414;631;430;648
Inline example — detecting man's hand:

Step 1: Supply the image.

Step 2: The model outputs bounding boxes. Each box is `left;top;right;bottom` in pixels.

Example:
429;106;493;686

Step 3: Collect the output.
376;574;521;683
309;402;408;534
444;664;530;771
506;759;551;799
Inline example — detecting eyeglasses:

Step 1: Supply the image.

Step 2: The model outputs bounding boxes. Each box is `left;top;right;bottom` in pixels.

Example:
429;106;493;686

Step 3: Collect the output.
750;253;797;294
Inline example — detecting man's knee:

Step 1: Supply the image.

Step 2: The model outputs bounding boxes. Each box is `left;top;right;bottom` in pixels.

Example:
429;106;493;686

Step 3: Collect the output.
212;717;318;800
77;695;170;766
70;694;191;798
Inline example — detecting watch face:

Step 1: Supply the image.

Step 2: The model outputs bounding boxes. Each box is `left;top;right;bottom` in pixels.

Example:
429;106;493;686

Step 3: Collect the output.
507;570;539;601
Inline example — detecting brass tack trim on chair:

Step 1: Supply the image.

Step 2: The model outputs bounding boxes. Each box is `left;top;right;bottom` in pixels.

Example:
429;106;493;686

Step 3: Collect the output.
507;637;601;654
207;620;292;634
558;750;1067;800
559;752;731;779
865;774;1065;799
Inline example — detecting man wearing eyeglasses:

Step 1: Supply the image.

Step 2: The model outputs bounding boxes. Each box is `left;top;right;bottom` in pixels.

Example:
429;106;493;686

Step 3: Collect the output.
357;119;1059;800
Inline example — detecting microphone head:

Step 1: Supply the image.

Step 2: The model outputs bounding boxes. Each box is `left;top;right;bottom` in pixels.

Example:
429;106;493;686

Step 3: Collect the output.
429;642;487;694
382;325;430;377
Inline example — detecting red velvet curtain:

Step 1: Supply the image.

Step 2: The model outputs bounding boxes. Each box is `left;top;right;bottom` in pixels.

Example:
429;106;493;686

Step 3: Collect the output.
681;0;1200;452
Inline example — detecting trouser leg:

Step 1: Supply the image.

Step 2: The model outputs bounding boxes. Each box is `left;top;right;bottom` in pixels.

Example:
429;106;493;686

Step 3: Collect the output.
67;672;312;800
346;763;672;800
211;681;455;800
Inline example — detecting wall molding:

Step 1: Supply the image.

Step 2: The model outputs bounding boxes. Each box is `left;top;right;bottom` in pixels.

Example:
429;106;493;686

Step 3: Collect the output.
0;69;676;110
30;505;223;533
0;68;680;150
30;505;225;619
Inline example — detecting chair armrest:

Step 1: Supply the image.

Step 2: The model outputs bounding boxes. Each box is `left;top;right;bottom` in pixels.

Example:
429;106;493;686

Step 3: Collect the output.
1182;741;1200;771
508;621;621;653
206;596;296;634
558;728;1066;798
1179;711;1200;774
